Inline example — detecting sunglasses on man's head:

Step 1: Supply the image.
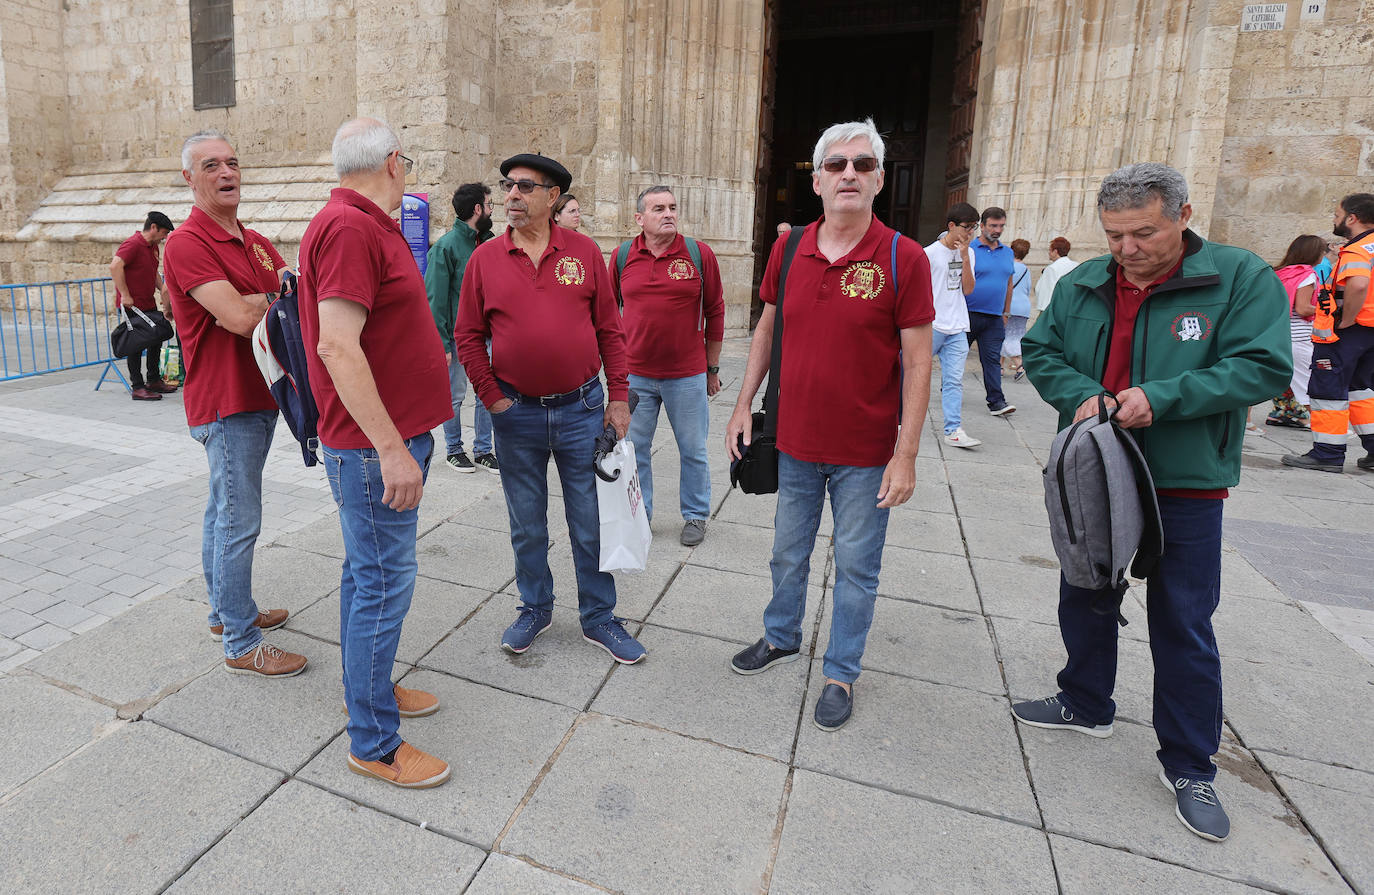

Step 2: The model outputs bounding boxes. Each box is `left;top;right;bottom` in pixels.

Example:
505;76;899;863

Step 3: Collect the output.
499;178;556;194
820;155;880;174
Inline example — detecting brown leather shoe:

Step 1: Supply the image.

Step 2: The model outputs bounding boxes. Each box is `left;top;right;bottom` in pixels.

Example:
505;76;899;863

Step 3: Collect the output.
348;742;450;789
343;684;440;718
210;608;289;641
224;642;307;678
130;387;162;401
145;379;179;394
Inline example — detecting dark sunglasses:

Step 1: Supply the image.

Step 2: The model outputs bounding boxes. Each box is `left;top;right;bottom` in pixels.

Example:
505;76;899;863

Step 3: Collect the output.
820;155;880;174
499;178;556;194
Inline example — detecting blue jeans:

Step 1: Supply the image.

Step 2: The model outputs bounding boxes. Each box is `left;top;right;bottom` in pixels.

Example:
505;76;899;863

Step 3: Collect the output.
931;329;971;435
323;433;433;762
628;372;710;522
1055;496;1224;780
489;379;616;629
764;451;890;684
444;353;493;456
189;409;277;660
967;311;1006;408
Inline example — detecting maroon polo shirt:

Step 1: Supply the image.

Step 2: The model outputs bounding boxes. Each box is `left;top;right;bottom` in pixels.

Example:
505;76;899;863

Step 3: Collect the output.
114;231;160;310
298;188;451;449
455;223;628;408
611;233;726;378
164;207;284;426
760;215;934;467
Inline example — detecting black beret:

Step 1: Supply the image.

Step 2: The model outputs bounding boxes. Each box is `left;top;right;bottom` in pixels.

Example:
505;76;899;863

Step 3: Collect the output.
500;153;572;193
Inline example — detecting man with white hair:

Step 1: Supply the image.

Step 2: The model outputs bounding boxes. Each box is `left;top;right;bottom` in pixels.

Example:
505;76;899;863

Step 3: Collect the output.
298;118;453;789
725;118;934;731
1018;162;1290;842
164;130;306;678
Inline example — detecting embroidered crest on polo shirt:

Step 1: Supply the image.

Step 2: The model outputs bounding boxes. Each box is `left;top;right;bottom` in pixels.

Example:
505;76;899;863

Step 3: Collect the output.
839;261;886;300
554;256;586;286
1171;312;1213;342
667;259;697;280
251;243;275;273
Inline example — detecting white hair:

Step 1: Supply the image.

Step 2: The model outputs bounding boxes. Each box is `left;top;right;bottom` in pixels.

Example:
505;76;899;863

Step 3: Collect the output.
811;118;886;170
332;118;402;178
181;129;232;171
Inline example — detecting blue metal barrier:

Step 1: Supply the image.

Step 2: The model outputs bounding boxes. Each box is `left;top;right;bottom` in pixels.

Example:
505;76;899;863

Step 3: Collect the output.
0;278;129;390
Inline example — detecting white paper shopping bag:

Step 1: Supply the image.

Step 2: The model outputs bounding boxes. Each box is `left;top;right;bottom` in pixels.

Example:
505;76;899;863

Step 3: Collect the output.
596;439;652;572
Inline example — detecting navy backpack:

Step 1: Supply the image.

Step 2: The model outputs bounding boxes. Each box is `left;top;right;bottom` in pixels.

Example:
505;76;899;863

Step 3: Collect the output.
251;272;320;467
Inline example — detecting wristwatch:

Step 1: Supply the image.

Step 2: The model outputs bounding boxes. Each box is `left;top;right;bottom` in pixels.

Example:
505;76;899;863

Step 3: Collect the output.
707;365;720;375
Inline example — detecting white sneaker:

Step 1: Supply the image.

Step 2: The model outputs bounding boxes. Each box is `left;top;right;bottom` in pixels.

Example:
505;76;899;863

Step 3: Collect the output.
944;427;982;448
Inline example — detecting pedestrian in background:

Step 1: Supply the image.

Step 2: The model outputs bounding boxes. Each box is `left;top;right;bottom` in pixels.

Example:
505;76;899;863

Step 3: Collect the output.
1002;238;1032;381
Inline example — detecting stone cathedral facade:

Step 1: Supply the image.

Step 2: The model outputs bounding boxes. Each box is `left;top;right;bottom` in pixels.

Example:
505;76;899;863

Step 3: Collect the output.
1;0;1370;326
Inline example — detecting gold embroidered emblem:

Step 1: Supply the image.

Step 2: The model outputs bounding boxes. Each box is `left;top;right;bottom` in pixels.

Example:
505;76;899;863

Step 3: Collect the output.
554;256;586;286
251;243;275;273
667;259;696;280
839;261;885;300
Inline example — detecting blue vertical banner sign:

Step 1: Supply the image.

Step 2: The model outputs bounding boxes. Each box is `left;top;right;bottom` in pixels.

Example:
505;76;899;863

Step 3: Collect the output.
401;193;430;274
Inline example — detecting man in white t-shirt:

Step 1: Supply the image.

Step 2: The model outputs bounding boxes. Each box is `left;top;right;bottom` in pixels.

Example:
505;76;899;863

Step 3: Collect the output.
1034;236;1079;313
924;203;981;447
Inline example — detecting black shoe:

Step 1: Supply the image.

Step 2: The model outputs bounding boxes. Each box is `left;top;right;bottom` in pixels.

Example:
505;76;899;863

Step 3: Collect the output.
1160;769;1230;842
1011;695;1113;737
1357;454;1374;471
473;453;500;474
814;683;853;731
989;401;1016;416
1281;452;1343;473
446;453;476;473
730;638;800;675
1264;415;1308;430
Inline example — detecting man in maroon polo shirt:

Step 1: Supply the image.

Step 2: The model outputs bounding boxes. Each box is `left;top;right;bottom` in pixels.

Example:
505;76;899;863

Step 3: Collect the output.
726;118;935;732
611;185;726;547
299;118;452;789
163;129;306;679
110;210;176;400
455;152;645;665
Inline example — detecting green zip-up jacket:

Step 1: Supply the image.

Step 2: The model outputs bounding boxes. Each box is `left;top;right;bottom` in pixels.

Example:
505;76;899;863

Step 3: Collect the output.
425;220;492;354
1023;230;1292;489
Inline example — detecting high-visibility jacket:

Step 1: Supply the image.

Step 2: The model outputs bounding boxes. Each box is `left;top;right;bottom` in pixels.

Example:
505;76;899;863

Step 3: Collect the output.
1315;229;1374;342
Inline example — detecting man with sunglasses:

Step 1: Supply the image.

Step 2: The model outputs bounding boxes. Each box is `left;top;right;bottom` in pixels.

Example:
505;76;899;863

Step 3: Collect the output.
967;206;1017;416
726;118;934;731
456;153;645;665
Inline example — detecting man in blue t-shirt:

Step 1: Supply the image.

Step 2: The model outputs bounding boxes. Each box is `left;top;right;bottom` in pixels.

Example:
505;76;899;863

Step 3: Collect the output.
966;206;1016;415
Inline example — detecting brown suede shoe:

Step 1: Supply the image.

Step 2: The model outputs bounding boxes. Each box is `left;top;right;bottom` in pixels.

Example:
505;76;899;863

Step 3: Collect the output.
348;742;450;789
131;387;162;401
210;608;289;641
343;684;440;718
145;379;179;394
224;642;307;678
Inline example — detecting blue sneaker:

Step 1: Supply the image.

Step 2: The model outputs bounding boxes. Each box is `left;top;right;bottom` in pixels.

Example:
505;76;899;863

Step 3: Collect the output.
582;618;646;664
501;606;552;654
1160;769;1230;842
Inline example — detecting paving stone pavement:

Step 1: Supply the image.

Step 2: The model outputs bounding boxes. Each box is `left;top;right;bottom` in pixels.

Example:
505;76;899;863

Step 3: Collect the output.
2;343;1372;894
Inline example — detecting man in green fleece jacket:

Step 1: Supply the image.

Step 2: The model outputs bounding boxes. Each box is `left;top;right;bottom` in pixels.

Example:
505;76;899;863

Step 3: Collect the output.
1015;163;1290;844
426;183;497;473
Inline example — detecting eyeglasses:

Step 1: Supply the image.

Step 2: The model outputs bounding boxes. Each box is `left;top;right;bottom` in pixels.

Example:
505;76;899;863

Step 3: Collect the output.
820;155;880;174
954;222;979;230
395;153;413;175
500;178;556;194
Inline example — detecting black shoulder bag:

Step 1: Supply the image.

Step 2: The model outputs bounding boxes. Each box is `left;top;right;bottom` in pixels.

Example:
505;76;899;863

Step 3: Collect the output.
730;225;805;494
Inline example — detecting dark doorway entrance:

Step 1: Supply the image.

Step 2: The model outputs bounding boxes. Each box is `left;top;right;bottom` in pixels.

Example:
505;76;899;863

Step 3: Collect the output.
752;0;972;317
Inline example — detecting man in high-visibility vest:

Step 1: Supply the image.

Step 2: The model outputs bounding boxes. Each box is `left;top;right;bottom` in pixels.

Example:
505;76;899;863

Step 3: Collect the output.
1283;193;1374;473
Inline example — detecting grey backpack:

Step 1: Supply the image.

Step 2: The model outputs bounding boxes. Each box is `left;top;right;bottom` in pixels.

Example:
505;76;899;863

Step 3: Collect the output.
1043;395;1163;620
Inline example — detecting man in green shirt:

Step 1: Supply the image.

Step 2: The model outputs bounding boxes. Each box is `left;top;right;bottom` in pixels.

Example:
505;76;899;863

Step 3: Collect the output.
426;183;497;472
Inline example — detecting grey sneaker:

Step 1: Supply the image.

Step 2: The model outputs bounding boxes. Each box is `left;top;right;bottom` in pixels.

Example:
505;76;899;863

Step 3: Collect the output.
1011;695;1113;738
1281;452;1343;473
446;452;476;473
680;519;706;546
473;452;500;474
1160;769;1230;842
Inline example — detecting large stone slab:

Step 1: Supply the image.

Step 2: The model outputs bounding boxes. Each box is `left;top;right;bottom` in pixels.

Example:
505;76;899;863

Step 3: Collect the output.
501;715;786;894
421;600;614;709
647;562;823;646
166;780;484;893
1214;592;1370;677
875;545;980;613
0;675;113;796
771;769;1057;894
1221;656;1374;771
1258;752;1374;894
23;595;218;711
882;507;967;556
1024;723;1348;893
1050;834;1273;894
591;623;807;760
952;476;1050;526
944;457;1044;496
297;669;576;847
465;853;605;894
686;519;830;579
271;514;346;558
793;665;1039;823
241;543;343;611
416;522;517;591
970;556;1082;631
523;538;690;623
145;631;370;773
286;575;489;665
0;721;279;894
960;516;1057;566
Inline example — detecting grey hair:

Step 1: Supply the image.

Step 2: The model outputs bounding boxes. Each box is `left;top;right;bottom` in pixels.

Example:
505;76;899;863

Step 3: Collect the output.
181;129;232;171
1097;163;1189;220
636;185;674;214
332;118;402;178
811;118;886;170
